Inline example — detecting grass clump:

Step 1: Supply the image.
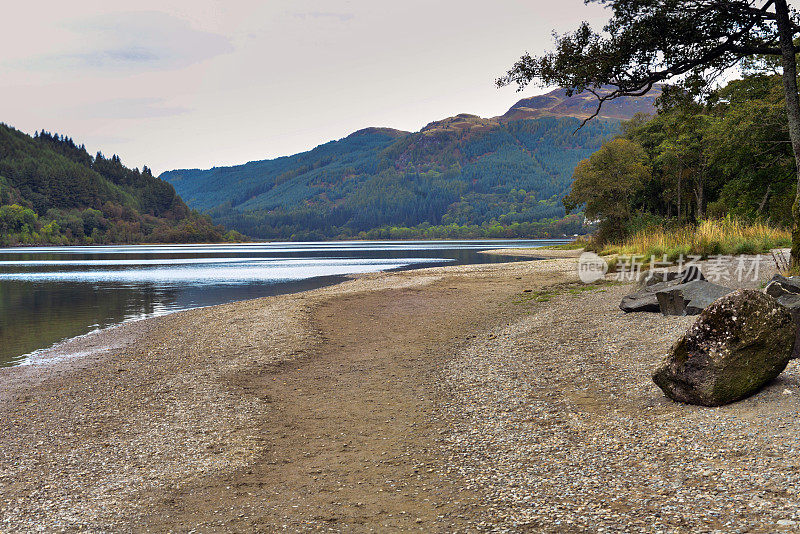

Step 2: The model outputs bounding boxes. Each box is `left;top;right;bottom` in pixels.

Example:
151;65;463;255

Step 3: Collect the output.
540;236;592;250
512;280;617;305
600;217;790;261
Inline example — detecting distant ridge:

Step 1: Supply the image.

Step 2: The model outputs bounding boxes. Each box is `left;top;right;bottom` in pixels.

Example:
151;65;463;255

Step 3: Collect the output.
161;87;661;240
347;127;410;138
499;86;661;123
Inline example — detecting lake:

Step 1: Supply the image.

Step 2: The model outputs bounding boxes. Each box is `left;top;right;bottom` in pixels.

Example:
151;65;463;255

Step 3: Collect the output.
0;239;566;367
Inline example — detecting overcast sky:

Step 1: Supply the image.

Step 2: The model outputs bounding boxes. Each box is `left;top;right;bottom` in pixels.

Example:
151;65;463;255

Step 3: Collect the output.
1;1;613;173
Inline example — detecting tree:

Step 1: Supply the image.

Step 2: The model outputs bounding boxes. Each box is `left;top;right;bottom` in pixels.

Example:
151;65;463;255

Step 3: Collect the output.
563;138;651;244
704;75;797;223
499;0;800;261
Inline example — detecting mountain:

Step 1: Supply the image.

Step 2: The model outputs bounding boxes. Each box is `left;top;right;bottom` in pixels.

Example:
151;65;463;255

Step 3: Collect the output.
162;87;658;240
499;85;661;122
0;125;231;246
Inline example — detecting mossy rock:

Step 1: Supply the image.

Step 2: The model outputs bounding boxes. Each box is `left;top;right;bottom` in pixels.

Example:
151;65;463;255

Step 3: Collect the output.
653;290;794;406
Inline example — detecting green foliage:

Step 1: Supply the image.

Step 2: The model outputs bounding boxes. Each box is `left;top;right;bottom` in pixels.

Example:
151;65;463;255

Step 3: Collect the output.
0;204;37;234
223;230;246;242
353;213;588;240
0;125;231;246
163;117;616;239
563;74;797;244
498;0;800;260
563;138;651;244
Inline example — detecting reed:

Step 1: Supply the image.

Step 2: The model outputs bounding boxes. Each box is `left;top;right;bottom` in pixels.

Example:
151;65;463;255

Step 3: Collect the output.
601;218;791;261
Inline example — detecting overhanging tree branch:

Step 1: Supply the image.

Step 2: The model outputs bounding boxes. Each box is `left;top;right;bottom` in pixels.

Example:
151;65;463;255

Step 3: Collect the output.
498;0;800;262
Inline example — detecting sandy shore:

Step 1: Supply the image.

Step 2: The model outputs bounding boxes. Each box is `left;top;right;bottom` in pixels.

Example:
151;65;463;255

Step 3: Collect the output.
482;247;585;258
2;254;800;531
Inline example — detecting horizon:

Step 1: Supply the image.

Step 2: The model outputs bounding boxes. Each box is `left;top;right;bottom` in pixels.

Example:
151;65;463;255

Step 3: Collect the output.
1;0;612;174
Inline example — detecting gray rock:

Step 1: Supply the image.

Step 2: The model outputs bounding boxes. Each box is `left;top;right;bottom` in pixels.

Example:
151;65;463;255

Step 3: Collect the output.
656;280;734;316
678;265;705;283
636;270;681;288
620;279;681;312
765;274;800;298
637;265;705;288
777;293;800;359
622;267;707;313
653;290;795;406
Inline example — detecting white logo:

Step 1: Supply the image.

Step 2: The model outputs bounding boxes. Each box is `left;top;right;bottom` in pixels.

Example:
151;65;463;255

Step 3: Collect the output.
577;252;608;283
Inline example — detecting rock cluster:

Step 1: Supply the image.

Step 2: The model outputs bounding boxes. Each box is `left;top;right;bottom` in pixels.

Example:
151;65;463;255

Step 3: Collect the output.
620;267;707;313
620;267;733;316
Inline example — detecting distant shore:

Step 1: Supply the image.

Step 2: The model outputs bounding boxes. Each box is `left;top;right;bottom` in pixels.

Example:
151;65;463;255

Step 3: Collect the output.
2;252;799;531
481;246;584;258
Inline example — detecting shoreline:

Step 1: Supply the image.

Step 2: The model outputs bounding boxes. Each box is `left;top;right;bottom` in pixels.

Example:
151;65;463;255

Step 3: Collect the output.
0;254;571;389
2;246;566;372
481;246;584;258
3;254;800;531
0;243;565;369
0;257;578;531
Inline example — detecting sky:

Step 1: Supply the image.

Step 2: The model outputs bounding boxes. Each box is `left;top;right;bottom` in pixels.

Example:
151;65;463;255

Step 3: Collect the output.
0;1;613;174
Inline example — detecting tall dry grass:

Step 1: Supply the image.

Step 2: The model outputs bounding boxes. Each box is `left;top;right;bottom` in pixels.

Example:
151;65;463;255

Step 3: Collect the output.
601;218;791;260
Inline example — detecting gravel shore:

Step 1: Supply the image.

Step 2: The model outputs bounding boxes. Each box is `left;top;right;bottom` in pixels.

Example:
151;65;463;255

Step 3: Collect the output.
438;283;800;532
1;252;798;531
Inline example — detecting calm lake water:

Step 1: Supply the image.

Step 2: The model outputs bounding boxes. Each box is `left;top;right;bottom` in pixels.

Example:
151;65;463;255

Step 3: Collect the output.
0;239;566;367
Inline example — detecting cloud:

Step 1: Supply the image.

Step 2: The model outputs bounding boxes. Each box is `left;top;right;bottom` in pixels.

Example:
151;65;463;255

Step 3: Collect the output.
15;11;233;73
64;97;191;120
291;11;355;22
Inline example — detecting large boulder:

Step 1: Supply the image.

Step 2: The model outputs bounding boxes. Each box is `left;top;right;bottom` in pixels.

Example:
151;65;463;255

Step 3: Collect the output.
656;280;734;316
621;267;707;313
765;274;800;299
653;290;795;406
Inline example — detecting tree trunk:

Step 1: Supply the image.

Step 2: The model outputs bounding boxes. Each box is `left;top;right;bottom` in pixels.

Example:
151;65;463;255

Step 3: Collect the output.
695;162;705;220
677;159;683;223
694;178;704;220
758;184;772;214
775;0;800;266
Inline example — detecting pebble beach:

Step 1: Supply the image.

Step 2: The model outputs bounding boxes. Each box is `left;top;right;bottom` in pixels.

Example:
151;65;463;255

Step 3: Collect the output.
1;251;799;532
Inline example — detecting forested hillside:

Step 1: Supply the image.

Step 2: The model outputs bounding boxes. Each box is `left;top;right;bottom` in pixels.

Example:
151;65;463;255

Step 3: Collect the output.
162;87;657;240
0;125;231;245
